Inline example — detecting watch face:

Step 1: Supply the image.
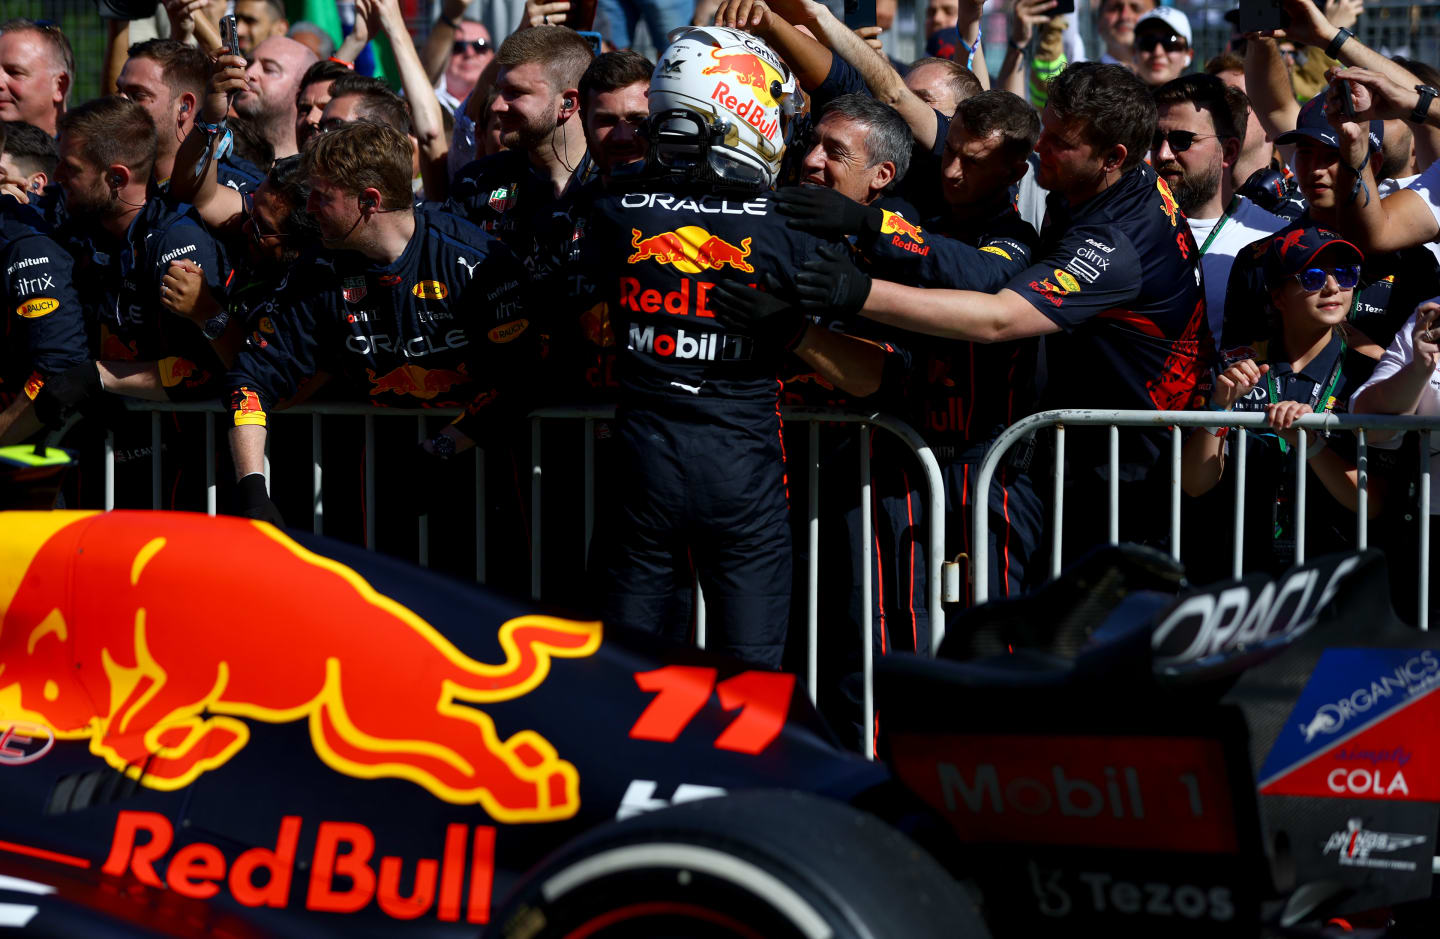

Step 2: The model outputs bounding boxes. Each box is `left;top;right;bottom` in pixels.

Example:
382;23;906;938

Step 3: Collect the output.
432;435;456;459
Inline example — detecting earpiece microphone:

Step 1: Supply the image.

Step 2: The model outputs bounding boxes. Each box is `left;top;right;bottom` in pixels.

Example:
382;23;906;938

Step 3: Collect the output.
360;196;377;208
180;101;190;114
563;97;575;109
108;173;123;188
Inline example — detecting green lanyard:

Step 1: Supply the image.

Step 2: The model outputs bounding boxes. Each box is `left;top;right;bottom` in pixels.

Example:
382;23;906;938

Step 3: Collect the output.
1265;338;1346;454
1197;196;1237;257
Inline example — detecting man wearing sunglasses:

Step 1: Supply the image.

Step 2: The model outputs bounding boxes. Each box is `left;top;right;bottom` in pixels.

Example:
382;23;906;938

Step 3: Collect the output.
1221;96;1440;390
1133;7;1193;89
436;21;492;117
1151;74;1284;342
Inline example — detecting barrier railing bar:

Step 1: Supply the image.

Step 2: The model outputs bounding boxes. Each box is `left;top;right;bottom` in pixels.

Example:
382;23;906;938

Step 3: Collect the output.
1108;424;1119;545
205;412;216;517
860;425;874;761
104;431;114;510
1296;431;1308;565
531;417;542;601
695;578;706;650
1233;428;1247;580
976;410;1440;609
150;411;161;510
1051;424;1064;580
1169;426;1181;562
1357;428;1369;550
312;413;323;534
363;414;375;551
417;417;429;569
1422;430;1432;632
583;419;595;565
807;420;820;706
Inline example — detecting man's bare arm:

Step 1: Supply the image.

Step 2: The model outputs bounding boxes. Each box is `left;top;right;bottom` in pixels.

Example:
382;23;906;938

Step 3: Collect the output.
863;282;1062;343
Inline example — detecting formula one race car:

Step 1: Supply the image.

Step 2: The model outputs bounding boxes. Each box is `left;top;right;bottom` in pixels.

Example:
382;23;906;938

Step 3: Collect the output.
0;453;1436;936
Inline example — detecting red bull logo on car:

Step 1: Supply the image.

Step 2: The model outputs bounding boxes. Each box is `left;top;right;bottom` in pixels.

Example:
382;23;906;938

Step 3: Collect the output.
628;226;755;274
104;812;499;923
0;511;602;823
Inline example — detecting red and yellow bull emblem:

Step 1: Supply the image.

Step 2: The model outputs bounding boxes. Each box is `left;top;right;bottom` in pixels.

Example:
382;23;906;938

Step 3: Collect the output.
412;280;449;301
16;297;57;318
702;48;782;107
1157;176;1181;227
881;210;925;245
0;512;602;823
157;357;201;389
366;362;469;399
627;227;754;273
232;386;267;426
22;371;43;401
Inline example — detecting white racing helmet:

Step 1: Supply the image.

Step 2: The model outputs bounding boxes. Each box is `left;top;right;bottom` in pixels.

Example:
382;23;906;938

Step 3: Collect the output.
648;26;798;189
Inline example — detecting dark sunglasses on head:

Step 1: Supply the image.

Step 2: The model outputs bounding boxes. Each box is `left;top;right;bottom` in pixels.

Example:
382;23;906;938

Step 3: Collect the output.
1152;129;1217;153
1294;265;1361;292
453;39;489;54
1136;32;1188;53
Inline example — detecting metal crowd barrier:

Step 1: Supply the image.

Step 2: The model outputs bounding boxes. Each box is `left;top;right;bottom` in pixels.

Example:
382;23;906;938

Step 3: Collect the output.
114;401;944;759
973;410;1440;629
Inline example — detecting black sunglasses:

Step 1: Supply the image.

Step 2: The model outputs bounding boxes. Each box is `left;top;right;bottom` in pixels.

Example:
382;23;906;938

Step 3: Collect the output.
1136;32;1188;53
1152;129;1218;153
452;39;489;54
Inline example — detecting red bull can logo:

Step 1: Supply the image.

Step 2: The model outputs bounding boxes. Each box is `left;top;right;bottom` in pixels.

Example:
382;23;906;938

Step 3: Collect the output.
627;226;754;273
366;362;469;400
0;512;602;823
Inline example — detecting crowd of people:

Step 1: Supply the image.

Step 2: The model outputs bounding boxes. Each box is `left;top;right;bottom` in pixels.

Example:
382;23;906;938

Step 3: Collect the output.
4;0;1440;726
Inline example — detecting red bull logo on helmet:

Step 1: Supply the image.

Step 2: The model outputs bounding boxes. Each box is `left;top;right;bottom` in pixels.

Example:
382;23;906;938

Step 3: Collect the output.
0;511;602;823
628;226;754;273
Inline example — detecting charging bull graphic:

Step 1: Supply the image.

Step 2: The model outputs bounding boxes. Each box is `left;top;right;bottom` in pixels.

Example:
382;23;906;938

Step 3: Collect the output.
628;227;754;274
1157;176;1181;227
702;49;782;108
0;512;601;823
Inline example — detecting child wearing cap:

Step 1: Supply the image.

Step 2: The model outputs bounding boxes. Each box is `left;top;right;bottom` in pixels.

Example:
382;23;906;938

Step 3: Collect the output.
1184;225;1383;573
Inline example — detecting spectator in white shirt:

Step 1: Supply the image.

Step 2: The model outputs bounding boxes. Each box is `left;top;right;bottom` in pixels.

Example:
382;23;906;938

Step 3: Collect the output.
1151;73;1285;341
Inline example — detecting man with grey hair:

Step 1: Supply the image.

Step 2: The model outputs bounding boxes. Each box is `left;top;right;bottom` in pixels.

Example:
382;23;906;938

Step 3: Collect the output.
0;19;74;136
795;94;912;207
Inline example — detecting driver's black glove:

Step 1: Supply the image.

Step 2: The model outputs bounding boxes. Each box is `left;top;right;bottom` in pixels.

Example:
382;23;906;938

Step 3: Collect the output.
32;361;102;428
795;243;873;319
234;473;285;526
707;272;809;351
774;185;883;241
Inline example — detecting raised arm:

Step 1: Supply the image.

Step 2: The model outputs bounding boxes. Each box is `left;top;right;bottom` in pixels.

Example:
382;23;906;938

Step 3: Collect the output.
420;0;469;84
169;53;249;225
715;0;833;91
784;0;940;149
361;0;450;198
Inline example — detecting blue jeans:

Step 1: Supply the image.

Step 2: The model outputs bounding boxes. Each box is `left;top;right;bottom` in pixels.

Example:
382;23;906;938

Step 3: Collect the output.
594;0;691;51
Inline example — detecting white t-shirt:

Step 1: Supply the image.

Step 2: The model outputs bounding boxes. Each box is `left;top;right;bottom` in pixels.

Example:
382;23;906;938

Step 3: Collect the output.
1388;171;1440;267
1352;304;1440;511
1188;196;1287;341
1406;161;1440;242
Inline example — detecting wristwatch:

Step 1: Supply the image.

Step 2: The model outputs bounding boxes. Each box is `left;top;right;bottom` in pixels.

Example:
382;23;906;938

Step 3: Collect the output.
201;311;229;341
1412;84;1439;124
1325;26;1353;60
428;433;456;460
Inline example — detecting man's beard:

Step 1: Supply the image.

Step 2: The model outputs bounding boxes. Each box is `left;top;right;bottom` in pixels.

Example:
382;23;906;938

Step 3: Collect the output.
500;114;554;153
1158;158;1222;216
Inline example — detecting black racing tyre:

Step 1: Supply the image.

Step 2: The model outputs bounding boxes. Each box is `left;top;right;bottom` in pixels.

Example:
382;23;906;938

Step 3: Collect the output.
491;789;989;939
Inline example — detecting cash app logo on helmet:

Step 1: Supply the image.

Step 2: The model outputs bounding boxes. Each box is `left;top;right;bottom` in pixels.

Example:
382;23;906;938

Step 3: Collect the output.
649;26;797;189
